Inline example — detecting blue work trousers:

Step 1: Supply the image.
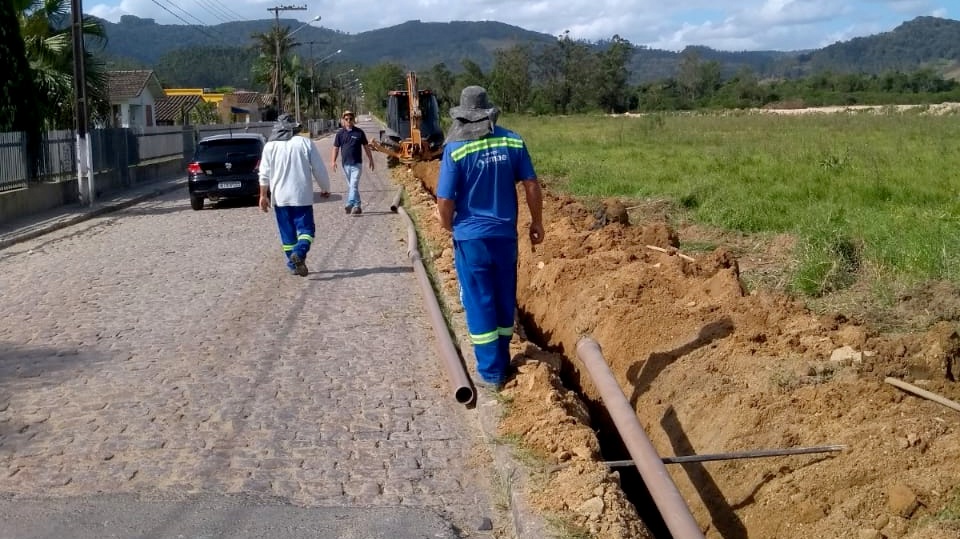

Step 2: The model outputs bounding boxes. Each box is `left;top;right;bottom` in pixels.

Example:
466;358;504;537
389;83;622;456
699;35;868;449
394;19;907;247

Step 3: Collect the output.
274;205;315;270
453;237;518;384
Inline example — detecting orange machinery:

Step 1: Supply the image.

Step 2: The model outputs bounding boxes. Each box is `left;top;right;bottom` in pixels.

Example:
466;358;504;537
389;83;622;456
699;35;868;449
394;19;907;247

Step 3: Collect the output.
371;72;444;164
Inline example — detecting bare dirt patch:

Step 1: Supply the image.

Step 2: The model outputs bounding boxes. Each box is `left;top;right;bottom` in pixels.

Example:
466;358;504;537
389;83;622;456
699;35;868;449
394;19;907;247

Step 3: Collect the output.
396;161;960;539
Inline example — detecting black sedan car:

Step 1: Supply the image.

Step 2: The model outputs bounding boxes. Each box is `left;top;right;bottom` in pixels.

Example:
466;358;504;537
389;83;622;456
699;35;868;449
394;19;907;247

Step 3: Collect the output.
187;133;265;210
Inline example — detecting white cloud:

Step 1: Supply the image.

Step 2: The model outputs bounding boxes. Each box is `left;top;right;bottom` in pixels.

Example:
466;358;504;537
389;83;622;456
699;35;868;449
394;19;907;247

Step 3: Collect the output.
752;0;846;25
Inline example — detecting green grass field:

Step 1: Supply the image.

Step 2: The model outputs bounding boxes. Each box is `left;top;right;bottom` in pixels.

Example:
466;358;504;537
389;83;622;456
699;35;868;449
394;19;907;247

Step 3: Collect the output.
501;111;960;297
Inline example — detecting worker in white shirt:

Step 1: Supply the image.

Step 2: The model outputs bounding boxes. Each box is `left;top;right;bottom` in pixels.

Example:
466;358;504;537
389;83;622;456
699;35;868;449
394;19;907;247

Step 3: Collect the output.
258;113;330;277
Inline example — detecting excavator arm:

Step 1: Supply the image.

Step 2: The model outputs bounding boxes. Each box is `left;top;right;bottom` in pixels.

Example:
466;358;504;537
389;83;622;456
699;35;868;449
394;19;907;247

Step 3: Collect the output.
370;71;444;165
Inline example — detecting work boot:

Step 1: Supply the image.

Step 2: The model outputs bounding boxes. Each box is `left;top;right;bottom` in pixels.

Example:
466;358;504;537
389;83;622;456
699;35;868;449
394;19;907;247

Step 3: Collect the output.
289;253;308;277
475;378;504;393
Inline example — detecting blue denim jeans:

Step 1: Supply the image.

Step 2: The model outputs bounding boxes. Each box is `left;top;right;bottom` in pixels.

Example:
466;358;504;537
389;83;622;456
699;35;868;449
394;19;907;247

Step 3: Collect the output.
342;164;362;208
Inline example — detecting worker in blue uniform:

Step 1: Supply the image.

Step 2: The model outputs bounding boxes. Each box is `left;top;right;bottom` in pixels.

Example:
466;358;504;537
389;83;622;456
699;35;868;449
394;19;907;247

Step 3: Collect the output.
436;86;544;391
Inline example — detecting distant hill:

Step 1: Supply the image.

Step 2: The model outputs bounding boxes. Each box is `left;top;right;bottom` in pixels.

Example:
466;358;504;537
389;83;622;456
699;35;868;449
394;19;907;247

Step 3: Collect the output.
95;15;960;88
630;46;797;82
796;16;960;75
95;15;340;65
629;17;960;81
95;15;555;73
338;20;557;68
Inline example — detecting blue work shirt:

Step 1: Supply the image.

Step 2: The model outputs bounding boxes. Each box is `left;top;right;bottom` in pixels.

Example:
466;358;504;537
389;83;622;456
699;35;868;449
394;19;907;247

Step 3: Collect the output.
436;126;537;241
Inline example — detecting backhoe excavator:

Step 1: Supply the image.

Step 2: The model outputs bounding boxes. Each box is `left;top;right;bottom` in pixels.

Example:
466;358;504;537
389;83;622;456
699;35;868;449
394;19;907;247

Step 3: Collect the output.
370;72;444;165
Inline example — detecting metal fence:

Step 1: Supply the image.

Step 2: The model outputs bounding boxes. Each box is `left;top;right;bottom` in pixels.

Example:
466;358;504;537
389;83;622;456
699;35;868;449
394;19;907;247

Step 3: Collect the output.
90;129;137;173
133;125;184;161
307;119;339;137
196;122;274;140
0;120;335;194
0;132;31;192
0;130;78;191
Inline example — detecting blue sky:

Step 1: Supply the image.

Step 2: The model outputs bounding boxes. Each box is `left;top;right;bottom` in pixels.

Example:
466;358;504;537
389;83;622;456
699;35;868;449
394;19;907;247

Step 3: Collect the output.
88;0;953;51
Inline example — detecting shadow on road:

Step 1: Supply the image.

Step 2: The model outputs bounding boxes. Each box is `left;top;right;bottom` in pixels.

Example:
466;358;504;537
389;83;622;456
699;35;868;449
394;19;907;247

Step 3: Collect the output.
308;266;413;281
0;342;110;441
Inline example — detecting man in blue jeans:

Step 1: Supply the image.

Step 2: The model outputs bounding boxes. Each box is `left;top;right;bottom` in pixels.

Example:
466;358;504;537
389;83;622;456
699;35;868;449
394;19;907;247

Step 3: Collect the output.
436;86;544;391
331;110;375;215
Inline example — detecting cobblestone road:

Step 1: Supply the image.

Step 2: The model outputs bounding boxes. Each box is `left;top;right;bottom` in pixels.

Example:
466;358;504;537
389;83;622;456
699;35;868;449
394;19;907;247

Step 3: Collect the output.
0;122;493;533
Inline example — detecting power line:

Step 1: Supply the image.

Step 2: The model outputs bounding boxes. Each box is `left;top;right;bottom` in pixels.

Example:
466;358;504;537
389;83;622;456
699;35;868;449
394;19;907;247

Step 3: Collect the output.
193;0;237;24
158;0;213;27
147;0;222;43
208;0;246;21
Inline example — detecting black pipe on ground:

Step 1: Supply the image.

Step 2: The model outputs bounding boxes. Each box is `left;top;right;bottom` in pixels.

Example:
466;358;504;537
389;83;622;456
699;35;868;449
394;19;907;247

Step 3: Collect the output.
390;187;403;213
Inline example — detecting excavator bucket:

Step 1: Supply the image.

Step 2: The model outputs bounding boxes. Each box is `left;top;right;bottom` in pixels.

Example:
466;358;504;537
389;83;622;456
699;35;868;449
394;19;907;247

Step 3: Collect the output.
371;72;445;165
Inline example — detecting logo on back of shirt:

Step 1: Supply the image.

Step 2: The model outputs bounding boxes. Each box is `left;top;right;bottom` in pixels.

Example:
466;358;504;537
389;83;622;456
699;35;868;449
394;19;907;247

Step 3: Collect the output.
479;149;507;166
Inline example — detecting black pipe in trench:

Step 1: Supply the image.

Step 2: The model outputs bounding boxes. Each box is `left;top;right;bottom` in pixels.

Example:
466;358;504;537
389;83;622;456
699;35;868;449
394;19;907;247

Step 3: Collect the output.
577;337;705;539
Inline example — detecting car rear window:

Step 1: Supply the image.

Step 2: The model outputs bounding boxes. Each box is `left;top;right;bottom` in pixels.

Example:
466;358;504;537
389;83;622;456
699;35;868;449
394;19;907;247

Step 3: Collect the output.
196;139;262;161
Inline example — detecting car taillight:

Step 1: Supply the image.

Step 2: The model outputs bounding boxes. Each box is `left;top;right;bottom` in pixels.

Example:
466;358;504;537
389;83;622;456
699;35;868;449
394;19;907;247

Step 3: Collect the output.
254;159;260;173
187;162;202;175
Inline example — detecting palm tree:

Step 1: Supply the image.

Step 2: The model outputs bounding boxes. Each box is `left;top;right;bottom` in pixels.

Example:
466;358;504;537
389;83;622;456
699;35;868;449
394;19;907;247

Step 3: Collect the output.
283;54;309;116
15;0;109;129
250;26;301;113
0;0;41;178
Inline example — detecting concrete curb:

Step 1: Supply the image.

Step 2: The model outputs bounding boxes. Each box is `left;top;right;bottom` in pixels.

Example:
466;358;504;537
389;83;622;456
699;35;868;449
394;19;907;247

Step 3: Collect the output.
391;177;553;537
0;179;186;251
440;310;552;538
473;386;552;539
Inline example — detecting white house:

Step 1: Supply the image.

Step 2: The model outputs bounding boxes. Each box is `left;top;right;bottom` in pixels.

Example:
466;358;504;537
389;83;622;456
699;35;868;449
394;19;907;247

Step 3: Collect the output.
106;70;166;128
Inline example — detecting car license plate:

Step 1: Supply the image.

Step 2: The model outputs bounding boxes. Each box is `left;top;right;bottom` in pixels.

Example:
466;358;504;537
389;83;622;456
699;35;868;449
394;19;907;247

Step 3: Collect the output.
218;181;242;189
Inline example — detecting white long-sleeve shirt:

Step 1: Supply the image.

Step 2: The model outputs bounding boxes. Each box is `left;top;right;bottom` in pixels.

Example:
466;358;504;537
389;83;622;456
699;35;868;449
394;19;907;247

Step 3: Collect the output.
258;136;330;207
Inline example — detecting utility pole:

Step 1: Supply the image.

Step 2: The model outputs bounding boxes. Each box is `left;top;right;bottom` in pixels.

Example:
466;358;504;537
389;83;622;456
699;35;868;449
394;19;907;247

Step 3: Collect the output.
307;41;316;120
71;0;94;205
294;73;301;124
267;4;306;116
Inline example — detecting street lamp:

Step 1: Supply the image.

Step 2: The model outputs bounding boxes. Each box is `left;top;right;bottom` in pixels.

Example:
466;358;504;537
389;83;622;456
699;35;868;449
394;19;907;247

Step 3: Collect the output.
333;70;356;113
290;15;320;37
341;78;361;113
276;15;320;115
317;48;342;64
306;49;341;120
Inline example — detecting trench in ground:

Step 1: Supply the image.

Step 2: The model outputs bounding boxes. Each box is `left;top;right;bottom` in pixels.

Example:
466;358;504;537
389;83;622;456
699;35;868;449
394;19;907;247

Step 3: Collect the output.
519;311;675;539
405;164;690;536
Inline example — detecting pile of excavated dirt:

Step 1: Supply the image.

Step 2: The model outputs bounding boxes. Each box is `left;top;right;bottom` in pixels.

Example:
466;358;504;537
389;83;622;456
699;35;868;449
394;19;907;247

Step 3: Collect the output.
397;161;960;539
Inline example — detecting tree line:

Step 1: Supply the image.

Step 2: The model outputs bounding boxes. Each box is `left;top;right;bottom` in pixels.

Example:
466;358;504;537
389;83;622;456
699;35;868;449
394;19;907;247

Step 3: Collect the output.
367;33;960;118
4;8;960;141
